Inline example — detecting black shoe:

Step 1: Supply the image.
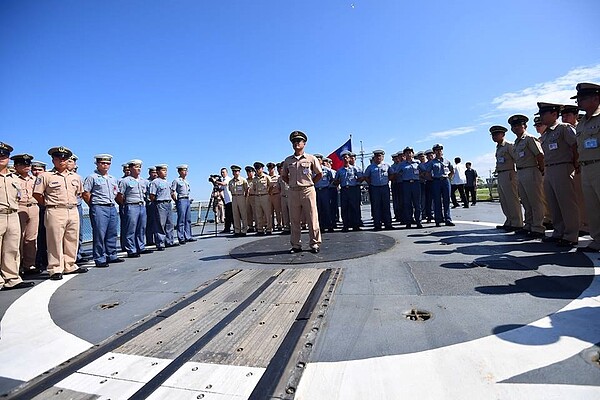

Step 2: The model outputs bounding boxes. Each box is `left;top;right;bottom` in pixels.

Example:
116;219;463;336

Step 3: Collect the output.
416;223;424;228
156;247;165;252
579;230;590;236
496;225;508;230
186;238;197;242
2;281;35;290
341;228;349;232
166;243;180;248
50;273;63;280
281;230;291;235
179;241;187;245
266;231;272;235
373;227;382;231
65;267;88;274
256;231;265;236
513;228;530;235
527;231;545;239
232;233;240;238
289;247;302;254
95;263;109;268
311;247;320;254
220;230;231;234
23;266;41;275
76;257;90;264
576;246;599;253
128;253;141;258
239;233;247;237
543;222;554;230
109;258;125;263
451;205;458;209
445;221;455;227
327;228;334;233
471;203;476;206
140;249;154;254
541;236;560;243
435;223;441;227
352;227;361;231
405;224;411;229
557;239;577;248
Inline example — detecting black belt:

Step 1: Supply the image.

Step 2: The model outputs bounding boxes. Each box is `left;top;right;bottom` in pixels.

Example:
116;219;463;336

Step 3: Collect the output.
46;205;77;209
92;203;113;207
403;179;417;183
178;196;189;199
497;169;513;173
20;203;37;207
580;159;600;166
545;161;571;167
432;177;448;180
0;208;17;214
155;200;171;203
126;202;144;205
516;166;536;171
341;186;358;189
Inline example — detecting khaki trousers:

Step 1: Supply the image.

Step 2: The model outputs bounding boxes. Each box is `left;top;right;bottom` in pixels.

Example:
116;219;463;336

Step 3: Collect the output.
497;170;523;228
45;207;80;275
270;193;282;229
246;196;256;230
231;196;247;234
289;187;321;249
573;172;589;232
0;212;23;288
517;167;545;233
581;163;600;250
255;194;273;232
281;195;290;230
544;164;579;242
18;204;39;268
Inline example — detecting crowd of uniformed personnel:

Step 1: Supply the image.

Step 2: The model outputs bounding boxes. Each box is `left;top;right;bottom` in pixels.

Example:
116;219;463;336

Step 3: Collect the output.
1;81;600;290
0;146;196;289
491;82;600;253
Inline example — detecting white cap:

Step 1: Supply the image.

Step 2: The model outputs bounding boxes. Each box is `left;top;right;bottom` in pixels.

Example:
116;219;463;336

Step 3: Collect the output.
94;154;113;162
177;164;188;170
128;159;143;166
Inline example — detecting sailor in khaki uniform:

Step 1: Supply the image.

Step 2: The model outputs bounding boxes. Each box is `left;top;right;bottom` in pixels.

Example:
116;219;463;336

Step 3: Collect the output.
571;83;600;253
277;162;291;234
533;116;553;228
33;146;88;280
490;126;523;230
267;162;282;230
561;104;589;235
536;102;579;246
245;166;257;232
252;162;273;235
228;165;248;236
10;153;40;274
281;130;322;253
0;143;35;290
510;114;546;238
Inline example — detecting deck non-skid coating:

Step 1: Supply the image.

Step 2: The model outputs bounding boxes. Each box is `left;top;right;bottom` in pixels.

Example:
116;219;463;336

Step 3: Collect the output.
229;232;396;264
31;268;326;399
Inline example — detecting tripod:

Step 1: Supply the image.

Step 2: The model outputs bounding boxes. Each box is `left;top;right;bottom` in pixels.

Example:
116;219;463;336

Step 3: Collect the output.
199;194;218;237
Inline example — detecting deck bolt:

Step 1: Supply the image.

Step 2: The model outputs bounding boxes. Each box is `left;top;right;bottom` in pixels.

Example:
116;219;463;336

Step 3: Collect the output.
286;387;296;394
192;367;198;371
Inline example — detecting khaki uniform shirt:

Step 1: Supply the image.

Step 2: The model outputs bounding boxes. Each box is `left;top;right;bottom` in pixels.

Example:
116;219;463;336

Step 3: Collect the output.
541;122;577;165
253;174;272;195
281;153;322;188
17;175;37;206
33;170;83;206
513;133;543;168
576;104;600;162
495;140;517;172
0;172;20;212
268;174;281;194
278;176;289;196
228;177;248;196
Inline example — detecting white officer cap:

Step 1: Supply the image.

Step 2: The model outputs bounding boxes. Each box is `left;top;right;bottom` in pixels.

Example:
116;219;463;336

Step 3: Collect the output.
128;159;143;166
155;164;168;170
177;164;188;170
340;150;351;157
94;154;113;162
70;153;78;161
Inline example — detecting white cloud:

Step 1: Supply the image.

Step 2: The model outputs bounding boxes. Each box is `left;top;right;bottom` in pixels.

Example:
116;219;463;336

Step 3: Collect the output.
417;126;476;143
469;152;496;176
491;64;600;113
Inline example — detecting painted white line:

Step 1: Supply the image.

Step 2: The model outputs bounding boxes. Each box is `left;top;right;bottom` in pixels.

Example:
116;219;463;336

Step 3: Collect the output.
296;267;600;400
0;276;93;381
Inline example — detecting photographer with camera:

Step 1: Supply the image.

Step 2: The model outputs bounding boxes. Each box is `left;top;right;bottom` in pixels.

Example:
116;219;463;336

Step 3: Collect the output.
211;168;233;233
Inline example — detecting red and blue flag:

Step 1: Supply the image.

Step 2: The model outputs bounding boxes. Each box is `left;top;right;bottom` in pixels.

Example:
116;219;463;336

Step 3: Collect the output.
327;138;352;171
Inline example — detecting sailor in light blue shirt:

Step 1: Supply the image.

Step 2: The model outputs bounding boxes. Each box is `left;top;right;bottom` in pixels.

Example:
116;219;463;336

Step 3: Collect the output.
171;164;195;244
314;155;335;231
335;150;363;230
149;164;175;250
422;144;455;226
399;147;422;228
82;154;121;267
117;159;152;257
363;149;393;230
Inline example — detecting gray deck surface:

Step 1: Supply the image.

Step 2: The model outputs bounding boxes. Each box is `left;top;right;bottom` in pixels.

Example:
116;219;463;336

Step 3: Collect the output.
1;202;599;399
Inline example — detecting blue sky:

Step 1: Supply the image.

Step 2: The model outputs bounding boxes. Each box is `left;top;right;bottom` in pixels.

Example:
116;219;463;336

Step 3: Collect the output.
2;0;599;197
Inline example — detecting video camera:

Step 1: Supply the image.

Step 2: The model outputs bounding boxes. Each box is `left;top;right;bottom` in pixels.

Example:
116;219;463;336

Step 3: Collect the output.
208;174;223;190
